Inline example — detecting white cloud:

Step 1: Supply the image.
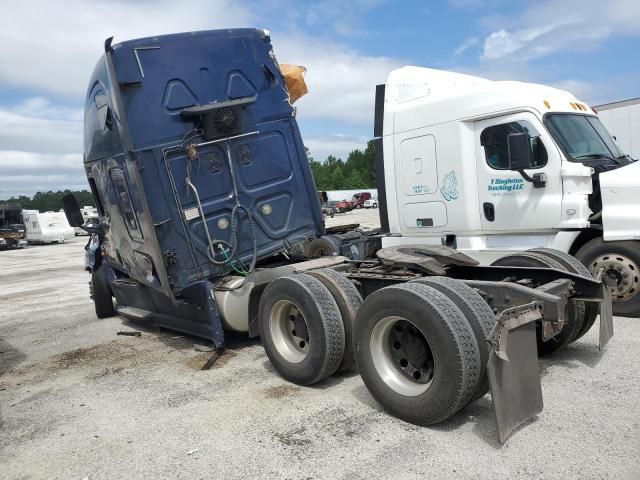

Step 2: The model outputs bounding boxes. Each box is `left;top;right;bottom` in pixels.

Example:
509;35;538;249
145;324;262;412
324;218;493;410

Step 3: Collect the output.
0;96;85;197
0;99;82;154
278;34;402;124
0;0;253;98
0;152;86;198
452;37;479;57
303;133;370;161
0;151;81;173
0;1;403;196
0;1;399;125
481;0;640;61
549;79;597;101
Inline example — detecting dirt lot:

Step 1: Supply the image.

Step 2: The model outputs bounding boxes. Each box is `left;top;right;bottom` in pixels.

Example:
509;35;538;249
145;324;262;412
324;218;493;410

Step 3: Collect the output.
1;209;639;479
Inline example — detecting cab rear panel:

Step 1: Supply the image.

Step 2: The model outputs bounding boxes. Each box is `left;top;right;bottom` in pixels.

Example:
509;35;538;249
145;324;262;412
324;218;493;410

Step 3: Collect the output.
84;29;323;296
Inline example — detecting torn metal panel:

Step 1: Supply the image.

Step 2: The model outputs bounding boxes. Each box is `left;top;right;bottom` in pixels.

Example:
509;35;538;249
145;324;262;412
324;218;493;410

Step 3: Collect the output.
280;64;308;104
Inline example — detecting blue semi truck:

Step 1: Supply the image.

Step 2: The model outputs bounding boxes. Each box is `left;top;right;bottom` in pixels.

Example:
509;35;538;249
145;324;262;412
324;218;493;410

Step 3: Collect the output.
63;29;613;442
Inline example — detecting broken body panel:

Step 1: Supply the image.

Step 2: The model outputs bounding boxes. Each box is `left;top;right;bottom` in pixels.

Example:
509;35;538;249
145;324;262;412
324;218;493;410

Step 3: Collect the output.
83;29;323;343
69;30;615;443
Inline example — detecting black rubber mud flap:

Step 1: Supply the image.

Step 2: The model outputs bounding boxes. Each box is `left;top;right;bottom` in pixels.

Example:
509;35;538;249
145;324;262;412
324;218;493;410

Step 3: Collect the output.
599;285;614;350
488;303;544;444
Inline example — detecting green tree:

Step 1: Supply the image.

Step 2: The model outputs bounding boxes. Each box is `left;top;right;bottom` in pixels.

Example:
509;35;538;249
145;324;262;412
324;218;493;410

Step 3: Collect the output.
330;165;345;190
1;190;95;212
305;141;378;190
345;170;368;189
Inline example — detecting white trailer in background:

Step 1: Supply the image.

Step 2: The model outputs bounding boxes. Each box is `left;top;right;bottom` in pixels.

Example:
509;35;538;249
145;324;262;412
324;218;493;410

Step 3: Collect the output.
74;206;99;235
23;210;76;244
595;97;640;160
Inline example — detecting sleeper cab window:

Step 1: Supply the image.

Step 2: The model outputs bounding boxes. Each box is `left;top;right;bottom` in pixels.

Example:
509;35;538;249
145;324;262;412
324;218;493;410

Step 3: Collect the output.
481;120;548;170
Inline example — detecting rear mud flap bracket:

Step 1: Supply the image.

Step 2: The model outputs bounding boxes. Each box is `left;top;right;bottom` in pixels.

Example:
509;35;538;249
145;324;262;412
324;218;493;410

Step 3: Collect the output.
488;302;544;443
599;284;614;350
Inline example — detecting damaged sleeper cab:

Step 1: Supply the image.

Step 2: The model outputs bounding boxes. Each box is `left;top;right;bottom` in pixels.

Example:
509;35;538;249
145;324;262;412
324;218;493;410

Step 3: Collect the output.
64;29;613;443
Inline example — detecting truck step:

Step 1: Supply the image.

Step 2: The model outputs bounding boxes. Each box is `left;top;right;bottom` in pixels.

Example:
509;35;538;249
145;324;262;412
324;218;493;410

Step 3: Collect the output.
117;306;152;319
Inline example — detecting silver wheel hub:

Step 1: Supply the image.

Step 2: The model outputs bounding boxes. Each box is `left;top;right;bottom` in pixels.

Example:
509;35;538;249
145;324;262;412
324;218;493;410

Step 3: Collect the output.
589;253;640;302
269;300;310;363
370;316;435;397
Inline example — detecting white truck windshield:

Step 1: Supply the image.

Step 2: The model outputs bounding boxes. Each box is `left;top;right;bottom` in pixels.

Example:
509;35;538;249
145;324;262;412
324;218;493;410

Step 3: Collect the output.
545;114;625;161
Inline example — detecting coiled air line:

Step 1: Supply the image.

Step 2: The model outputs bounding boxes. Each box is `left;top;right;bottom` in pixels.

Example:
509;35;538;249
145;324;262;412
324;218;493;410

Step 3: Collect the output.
184;131;259;276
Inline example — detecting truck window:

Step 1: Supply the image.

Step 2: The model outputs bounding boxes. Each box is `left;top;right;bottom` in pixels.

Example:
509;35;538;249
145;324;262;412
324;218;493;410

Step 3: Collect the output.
481;120;547;170
544;113;624;161
110;168;140;234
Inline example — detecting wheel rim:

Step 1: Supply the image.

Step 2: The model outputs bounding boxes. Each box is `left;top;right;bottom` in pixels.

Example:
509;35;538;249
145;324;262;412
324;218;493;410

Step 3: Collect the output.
269;300;310;363
370;316;435;397
589;253;640;302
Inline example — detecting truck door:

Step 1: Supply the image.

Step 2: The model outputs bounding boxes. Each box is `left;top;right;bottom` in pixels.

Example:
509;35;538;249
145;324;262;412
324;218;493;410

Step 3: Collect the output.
475;113;563;231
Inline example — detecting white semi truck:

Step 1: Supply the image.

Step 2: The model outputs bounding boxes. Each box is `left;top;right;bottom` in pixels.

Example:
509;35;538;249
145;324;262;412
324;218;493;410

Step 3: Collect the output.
374;67;640;316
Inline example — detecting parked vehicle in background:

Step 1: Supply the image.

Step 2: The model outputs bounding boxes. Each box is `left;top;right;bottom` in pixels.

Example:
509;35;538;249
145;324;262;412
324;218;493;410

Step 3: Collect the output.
374;66;640;317
23;210;75;244
74;206;99;235
364;198;378;208
322;201;337;218
0;204;27;249
0;224;27;250
352;192;372;208
336;199;354;213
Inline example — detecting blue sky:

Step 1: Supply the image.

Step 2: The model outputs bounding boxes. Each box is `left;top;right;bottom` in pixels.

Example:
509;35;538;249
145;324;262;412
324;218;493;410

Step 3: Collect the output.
1;0;639;198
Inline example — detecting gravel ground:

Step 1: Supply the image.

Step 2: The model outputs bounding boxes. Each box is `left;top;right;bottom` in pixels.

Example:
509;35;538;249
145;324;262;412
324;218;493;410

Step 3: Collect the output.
1;213;639;479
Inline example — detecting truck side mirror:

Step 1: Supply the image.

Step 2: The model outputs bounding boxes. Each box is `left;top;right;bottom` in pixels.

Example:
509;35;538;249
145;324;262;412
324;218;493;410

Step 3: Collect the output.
507;132;532;171
507;133;546;188
62;194;85;227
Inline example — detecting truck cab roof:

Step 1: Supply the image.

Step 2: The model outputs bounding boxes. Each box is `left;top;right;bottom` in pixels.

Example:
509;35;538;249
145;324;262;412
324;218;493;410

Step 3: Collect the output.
383;66;593;134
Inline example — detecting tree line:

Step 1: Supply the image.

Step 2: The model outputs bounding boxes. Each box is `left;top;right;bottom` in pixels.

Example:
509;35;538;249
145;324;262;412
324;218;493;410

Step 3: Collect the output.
308;140;377;191
1;190;95;213
1;142;376;212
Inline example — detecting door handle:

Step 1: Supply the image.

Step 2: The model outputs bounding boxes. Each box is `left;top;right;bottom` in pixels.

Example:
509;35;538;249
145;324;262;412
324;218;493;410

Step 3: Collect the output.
483;202;495;222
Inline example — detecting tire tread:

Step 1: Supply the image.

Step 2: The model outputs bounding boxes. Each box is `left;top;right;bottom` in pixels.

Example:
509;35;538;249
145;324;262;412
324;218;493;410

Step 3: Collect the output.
411;276;494;401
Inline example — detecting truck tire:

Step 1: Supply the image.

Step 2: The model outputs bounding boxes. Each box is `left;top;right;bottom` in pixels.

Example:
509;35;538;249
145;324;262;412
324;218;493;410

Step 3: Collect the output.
91;267;115;319
258;273;345;385
304;236;341;258
575;238;640;318
354;283;481;425
491;252;584;355
410;276;494;401
528;248;599;340
307;269;362;374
